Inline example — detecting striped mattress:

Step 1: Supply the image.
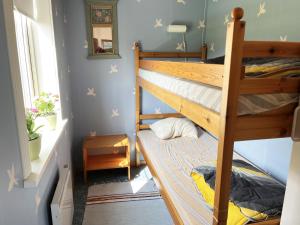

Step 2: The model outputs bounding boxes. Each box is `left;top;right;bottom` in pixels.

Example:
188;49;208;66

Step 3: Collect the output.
139;58;300;115
138;129;251;225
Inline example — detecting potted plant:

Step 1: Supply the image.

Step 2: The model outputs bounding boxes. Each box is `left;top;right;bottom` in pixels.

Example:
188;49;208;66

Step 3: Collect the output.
34;92;59;130
26;110;43;161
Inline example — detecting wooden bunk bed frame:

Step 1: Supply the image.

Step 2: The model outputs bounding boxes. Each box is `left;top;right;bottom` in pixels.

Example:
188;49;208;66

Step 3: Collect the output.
135;8;300;225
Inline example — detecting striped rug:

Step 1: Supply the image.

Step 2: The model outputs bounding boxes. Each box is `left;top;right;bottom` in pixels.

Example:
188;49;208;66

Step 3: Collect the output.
87;191;161;205
83;178;173;225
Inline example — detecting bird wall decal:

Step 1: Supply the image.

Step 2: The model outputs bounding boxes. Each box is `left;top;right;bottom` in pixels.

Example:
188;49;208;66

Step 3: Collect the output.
197;20;206;29
87;88;96;97
154;19;163;28
7;164;18;192
257;2;266;17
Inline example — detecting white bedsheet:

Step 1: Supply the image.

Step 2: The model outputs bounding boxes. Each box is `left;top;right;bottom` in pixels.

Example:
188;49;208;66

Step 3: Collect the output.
138;129;216;225
139;69;299;115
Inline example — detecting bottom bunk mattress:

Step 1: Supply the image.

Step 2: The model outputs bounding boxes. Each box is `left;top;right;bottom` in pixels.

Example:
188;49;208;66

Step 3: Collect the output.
137;130;284;225
138;129;220;225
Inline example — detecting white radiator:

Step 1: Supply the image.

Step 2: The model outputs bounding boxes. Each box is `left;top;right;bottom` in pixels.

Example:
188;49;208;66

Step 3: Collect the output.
51;167;74;225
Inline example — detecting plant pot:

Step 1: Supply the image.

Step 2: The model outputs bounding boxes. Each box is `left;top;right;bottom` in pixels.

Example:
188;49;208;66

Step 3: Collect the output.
46;114;57;130
29;136;42;161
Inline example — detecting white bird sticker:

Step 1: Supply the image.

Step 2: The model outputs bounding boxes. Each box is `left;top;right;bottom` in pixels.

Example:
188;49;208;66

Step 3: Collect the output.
176;42;185;52
209;42;215;52
197;20;206;29
155;107;161;114
7;164;18;192
109;64;118;74
154;19;163;28
84;40;88;49
280;35;287;42
177;0;186;5
90;131;96;137
257;2;266;17
224;14;229;25
132;88;136;95
112;109;120;118
86;88;96;97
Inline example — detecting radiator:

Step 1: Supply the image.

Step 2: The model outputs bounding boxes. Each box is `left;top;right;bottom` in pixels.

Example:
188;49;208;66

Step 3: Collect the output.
51;167;74;225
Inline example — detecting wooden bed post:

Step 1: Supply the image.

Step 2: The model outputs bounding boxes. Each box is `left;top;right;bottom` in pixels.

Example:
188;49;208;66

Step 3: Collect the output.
134;42;141;167
213;8;246;225
201;44;208;61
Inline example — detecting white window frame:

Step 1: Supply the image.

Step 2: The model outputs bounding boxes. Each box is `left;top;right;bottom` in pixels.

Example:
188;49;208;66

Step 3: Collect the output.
2;0;32;179
2;0;65;186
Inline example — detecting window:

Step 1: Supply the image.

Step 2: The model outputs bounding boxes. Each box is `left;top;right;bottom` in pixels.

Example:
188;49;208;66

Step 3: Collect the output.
14;10;38;109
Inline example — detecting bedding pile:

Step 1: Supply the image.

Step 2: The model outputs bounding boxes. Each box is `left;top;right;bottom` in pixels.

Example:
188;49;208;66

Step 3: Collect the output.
191;159;285;225
139;58;300;115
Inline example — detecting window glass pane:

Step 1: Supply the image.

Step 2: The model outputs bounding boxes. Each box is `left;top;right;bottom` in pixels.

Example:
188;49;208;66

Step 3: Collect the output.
14;10;36;109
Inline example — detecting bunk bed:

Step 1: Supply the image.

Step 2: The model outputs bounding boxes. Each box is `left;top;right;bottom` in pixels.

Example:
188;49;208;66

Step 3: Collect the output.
134;8;300;225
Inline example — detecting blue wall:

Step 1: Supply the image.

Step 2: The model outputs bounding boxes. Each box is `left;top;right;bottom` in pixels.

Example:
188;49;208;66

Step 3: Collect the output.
206;0;300;183
0;0;73;224
65;0;207;171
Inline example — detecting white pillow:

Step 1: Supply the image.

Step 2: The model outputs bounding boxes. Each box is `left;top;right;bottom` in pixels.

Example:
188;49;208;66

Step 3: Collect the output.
150;117;198;140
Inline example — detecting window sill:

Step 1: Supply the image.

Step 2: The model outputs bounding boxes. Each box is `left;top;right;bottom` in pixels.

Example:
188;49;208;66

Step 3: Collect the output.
24;119;68;188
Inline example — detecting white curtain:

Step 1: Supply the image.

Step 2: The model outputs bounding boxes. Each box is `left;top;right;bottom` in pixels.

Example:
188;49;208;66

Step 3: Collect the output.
14;0;36;20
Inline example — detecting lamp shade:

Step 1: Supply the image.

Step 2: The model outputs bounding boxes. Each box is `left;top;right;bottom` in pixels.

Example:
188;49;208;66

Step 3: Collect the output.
167;25;187;33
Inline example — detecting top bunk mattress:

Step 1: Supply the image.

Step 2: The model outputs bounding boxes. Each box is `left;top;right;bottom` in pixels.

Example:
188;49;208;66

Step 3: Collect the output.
139;58;300;115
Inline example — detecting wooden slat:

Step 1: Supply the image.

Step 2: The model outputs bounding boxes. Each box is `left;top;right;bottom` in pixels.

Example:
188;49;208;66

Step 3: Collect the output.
213;8;246;225
235;127;291;141
139;124;150;130
139;77;220;137
240;77;300;94
140;60;224;87
251;218;280;225
139;51;202;59
137;137;183;225
236;114;293;130
235;114;293;140
243;41;300;58
140;113;183;120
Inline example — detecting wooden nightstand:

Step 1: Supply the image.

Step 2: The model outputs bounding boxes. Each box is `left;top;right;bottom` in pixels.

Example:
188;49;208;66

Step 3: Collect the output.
83;134;130;183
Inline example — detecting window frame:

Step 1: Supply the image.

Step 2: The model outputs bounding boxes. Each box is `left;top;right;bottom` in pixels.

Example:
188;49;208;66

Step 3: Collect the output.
2;0;65;185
